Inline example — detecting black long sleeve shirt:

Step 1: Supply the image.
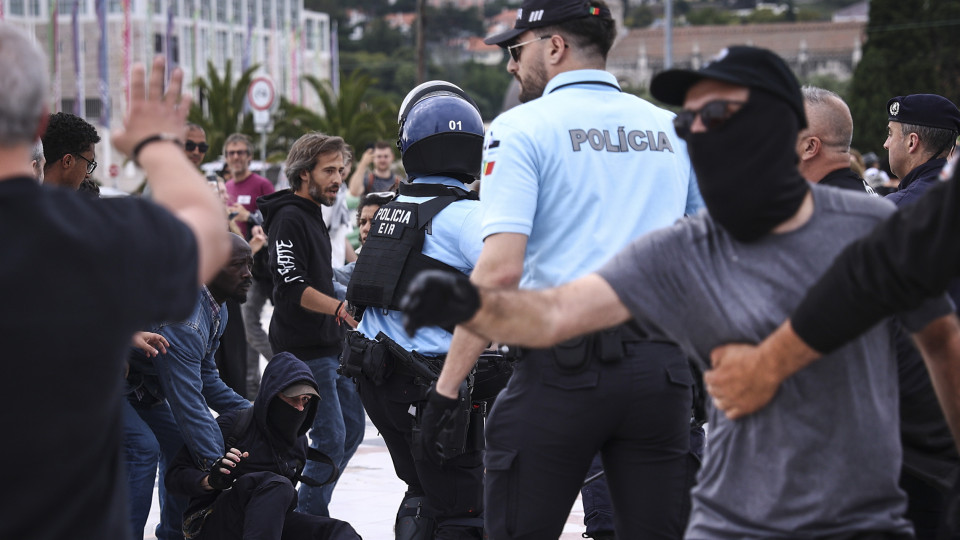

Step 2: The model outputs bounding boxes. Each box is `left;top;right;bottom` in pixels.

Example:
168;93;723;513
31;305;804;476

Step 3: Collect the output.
792;158;960;352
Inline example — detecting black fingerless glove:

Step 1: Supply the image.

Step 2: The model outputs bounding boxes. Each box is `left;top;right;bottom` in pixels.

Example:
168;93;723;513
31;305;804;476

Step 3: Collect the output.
207;456;235;490
419;382;470;462
401;270;480;336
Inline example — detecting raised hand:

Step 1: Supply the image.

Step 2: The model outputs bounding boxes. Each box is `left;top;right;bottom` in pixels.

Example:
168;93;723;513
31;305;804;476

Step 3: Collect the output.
112;56;191;160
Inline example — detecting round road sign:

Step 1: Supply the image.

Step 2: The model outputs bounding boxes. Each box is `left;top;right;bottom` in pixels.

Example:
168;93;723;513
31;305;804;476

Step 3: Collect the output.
248;77;276;112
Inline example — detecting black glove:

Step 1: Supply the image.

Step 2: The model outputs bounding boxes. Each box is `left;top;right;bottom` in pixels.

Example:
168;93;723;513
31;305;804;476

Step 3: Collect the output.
207;456;236;490
419;382;470;462
400;270;480;336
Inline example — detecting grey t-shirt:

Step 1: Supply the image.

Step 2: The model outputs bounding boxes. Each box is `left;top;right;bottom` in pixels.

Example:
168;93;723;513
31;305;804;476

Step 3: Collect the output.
597;184;952;539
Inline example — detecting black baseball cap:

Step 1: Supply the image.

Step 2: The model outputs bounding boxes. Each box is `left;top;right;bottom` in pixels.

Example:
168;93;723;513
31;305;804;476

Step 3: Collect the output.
650;45;806;129
484;0;612;46
886;94;960;133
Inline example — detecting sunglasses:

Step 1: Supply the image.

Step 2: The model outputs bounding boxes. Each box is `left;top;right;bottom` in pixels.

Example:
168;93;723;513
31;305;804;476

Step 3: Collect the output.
673;99;747;139
74;153;97;175
506;35;549;63
185;141;209;153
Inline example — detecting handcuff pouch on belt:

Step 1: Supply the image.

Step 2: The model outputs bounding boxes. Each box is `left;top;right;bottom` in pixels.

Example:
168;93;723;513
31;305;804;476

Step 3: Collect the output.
340;330;394;385
551;327;626;374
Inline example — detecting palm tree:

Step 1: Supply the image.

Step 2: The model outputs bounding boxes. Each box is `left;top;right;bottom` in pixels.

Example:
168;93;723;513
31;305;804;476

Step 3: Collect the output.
269;71;396;160
188;60;260;162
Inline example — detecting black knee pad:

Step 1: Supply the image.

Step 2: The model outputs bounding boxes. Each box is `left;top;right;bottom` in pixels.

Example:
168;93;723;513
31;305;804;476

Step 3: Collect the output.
395;496;435;540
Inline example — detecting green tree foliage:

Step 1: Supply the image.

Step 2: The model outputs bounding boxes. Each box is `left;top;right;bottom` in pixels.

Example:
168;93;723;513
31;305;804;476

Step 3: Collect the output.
188;60;258;162
847;0;960;154
438;60;513;122
624;5;655;29
686;7;736;26
270;71;395;161
426;5;484;39
340;17;409;55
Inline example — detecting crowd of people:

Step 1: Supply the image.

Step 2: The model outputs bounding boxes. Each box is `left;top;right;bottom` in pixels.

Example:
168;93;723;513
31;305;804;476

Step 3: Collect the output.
5;0;960;538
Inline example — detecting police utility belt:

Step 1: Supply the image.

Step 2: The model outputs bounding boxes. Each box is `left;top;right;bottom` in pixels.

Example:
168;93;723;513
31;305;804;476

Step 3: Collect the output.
340;330;444;387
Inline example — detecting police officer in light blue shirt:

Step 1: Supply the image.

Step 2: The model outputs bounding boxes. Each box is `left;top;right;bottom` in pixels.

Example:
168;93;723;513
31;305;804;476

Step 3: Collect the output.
423;1;705;538
344;81;486;540
481;71;702;289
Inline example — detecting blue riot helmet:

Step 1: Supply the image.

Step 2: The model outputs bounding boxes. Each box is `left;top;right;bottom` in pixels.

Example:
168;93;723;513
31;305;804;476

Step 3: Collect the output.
397;80;484;182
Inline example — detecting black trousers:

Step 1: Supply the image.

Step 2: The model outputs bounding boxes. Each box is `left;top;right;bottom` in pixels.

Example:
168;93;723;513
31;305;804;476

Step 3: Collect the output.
357;370;484;539
196;471;360;540
484;341;695;540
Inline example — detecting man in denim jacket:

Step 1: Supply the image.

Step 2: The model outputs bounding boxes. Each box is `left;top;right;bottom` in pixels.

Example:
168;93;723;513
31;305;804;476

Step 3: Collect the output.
123;233;254;540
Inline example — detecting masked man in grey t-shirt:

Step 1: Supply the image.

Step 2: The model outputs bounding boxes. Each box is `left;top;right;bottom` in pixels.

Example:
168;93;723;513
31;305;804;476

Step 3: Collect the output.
399;46;960;539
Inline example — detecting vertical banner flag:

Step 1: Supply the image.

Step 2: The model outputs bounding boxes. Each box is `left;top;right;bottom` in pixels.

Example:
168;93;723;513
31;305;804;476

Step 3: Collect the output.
165;0;174;71
242;2;253;71
49;0;61;112
123;0;131;106
331;20;339;97
96;0;109;126
71;0;81;116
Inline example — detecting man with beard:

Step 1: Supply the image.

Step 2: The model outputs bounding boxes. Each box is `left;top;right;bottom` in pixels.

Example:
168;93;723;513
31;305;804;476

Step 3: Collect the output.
796;86;873;193
165;351;360;540
258;133;365;518
400;46;960;538
425;1;703;538
124;233;254;540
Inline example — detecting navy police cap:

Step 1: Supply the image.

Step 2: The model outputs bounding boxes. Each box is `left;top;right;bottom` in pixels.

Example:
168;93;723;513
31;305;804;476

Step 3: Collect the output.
650;45;806;129
887;94;960;133
484;0;612;47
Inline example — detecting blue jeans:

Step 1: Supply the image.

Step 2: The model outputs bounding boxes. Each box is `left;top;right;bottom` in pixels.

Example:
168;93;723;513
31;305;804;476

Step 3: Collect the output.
297;354;366;517
122;397;189;540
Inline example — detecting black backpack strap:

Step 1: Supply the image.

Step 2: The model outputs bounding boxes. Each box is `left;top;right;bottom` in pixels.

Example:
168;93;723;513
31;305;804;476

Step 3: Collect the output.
296;448;340;487
398;182;479;201
397;182;479;230
223;406;255;454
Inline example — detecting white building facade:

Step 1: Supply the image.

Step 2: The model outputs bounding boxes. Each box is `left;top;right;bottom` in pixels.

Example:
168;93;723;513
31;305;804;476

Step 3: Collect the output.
2;0;332;185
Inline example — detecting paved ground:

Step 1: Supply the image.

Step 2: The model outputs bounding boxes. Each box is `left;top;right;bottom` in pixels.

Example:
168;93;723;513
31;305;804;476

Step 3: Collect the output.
143;414;588;539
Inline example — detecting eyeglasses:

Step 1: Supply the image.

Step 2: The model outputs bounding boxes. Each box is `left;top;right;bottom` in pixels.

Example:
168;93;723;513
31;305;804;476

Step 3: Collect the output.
74;153;97;175
226;149;249;157
185;141;209;153
506;35;550;63
673;99;747;139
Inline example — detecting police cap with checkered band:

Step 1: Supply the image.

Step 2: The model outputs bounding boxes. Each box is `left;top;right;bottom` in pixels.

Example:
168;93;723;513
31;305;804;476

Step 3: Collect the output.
483;0;612;47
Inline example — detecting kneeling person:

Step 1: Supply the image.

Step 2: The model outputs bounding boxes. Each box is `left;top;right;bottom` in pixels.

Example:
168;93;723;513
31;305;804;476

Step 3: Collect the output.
165;351;360;540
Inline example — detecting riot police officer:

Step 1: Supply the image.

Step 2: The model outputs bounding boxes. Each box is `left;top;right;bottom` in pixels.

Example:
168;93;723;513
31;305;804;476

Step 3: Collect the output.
343;81;486;540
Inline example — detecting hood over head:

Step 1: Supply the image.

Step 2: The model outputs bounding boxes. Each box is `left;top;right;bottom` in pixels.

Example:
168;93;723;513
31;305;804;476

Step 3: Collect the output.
254;351;319;443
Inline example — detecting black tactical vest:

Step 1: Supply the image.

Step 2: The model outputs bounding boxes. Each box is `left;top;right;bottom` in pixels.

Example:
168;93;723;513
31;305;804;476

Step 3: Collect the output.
347;182;479;311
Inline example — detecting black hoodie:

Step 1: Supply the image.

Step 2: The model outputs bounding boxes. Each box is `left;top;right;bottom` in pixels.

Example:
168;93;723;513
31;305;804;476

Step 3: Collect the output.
258;189;344;359
165;351;320;514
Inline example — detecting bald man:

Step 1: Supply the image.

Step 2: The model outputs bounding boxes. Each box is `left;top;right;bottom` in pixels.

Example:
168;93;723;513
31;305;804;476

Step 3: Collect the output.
796;86;871;193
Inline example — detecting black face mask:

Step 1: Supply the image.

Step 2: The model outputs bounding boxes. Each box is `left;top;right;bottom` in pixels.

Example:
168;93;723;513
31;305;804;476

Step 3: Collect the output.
267;397;308;446
685;90;809;242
